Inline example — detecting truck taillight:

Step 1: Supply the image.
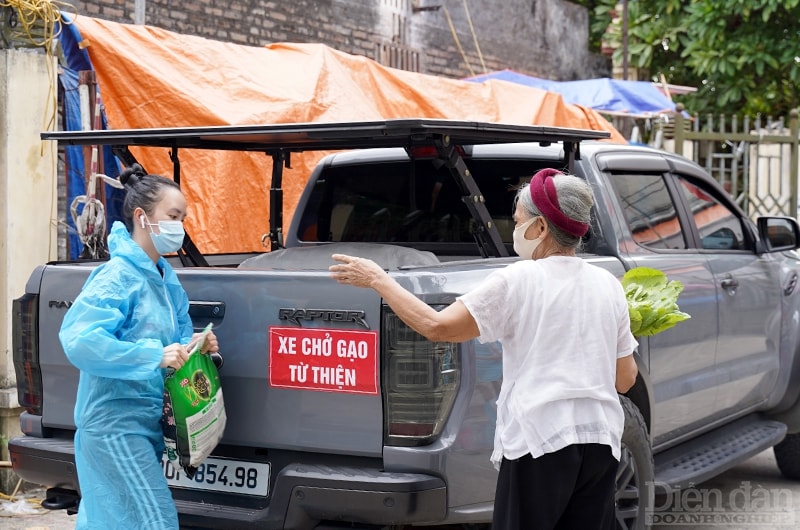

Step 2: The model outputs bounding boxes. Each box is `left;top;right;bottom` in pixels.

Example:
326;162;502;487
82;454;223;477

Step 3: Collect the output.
12;293;42;415
382;307;460;446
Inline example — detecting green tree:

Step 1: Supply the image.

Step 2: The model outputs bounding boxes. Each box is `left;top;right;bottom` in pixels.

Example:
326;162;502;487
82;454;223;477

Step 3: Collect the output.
589;0;800;116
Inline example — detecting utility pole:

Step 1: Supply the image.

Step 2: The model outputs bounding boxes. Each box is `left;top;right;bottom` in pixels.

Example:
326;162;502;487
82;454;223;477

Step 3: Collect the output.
621;0;629;80
135;0;145;25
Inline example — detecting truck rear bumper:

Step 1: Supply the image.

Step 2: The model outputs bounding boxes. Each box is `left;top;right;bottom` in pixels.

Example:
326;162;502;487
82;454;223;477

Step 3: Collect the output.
10;435;447;529
177;463;447;529
9;435;80;492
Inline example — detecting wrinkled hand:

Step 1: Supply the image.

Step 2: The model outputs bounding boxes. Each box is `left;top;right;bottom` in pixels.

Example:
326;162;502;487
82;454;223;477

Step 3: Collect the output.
329;254;386;288
190;330;219;354
160;343;190;370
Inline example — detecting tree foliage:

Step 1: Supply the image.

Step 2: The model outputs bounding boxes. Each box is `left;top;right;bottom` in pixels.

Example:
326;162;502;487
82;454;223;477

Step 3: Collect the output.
586;0;800;116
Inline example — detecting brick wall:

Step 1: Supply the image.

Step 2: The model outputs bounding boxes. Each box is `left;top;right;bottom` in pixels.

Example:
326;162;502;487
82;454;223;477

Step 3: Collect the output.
64;0;609;80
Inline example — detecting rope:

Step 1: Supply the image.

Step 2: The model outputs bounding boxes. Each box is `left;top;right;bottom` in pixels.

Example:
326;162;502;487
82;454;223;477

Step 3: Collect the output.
461;0;486;74
441;4;474;76
1;0;74;48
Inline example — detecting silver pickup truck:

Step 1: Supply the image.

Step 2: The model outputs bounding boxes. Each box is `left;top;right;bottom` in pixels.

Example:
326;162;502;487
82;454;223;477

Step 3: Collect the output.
11;120;800;530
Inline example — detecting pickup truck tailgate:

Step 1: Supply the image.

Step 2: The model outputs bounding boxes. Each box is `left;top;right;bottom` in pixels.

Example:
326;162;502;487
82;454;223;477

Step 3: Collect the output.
181;269;385;456
39;266;385;457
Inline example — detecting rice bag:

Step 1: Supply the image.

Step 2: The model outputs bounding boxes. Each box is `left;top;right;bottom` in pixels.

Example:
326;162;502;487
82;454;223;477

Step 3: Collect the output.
162;324;226;479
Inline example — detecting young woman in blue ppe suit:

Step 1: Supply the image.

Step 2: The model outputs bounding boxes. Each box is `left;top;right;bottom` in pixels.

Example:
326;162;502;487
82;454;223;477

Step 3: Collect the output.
59;164;219;529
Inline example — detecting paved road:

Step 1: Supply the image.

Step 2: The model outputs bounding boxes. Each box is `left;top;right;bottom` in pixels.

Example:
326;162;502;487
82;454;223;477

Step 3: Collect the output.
0;485;76;530
650;449;800;530
2;449;799;529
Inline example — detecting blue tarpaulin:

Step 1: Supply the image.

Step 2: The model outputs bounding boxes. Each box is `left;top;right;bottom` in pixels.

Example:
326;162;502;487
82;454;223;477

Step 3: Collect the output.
466;70;677;117
57;13;124;259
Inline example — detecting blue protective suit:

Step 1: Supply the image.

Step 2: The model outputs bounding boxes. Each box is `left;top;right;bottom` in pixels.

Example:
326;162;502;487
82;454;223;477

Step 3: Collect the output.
59;221;193;529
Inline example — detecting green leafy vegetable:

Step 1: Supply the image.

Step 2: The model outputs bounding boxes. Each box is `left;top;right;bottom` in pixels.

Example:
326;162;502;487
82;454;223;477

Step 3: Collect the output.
621;267;691;336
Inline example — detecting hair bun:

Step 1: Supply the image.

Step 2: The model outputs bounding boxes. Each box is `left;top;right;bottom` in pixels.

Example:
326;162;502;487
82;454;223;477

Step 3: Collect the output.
119;163;146;187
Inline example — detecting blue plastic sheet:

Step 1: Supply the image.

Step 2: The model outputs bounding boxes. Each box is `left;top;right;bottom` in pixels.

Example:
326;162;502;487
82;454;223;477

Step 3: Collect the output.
57;14;124;259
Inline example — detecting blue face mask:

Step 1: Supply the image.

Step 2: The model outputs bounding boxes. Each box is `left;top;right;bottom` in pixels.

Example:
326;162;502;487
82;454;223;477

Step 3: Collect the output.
143;216;185;255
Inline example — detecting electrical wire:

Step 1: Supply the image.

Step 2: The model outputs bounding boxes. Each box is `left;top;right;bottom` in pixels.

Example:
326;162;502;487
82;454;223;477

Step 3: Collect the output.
461;0;486;74
441;4;474;76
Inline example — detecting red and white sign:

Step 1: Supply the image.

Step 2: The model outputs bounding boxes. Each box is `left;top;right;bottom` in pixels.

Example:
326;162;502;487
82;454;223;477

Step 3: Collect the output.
268;326;379;394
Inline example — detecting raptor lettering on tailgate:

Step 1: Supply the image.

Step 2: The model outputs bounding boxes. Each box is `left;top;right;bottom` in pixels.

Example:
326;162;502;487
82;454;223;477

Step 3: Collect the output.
268;326;378;394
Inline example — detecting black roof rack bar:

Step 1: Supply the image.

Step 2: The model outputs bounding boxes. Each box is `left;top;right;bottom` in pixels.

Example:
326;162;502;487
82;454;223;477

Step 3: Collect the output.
111;146;141;169
432;134;509;258
53;119;610;263
267;150;289;250
42;119;610;152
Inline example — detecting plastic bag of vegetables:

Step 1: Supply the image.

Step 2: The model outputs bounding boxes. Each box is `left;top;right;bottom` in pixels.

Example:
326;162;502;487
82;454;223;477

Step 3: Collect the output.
622;267;691;336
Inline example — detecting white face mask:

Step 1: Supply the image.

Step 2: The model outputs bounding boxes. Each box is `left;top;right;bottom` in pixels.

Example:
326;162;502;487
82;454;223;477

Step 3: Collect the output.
142;214;185;255
513;217;542;259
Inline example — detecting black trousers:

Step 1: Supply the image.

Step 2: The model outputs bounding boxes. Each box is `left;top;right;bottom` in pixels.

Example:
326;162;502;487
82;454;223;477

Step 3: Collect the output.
492;443;617;530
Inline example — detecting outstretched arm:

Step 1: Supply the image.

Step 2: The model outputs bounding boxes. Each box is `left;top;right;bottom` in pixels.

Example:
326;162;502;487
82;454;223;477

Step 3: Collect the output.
330;254;479;342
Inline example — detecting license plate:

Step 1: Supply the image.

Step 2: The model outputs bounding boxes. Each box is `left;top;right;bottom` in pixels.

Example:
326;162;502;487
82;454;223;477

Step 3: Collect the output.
162;455;270;496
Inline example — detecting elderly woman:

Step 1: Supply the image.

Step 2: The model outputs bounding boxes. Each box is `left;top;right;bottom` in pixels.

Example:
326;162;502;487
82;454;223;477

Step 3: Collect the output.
330;168;638;530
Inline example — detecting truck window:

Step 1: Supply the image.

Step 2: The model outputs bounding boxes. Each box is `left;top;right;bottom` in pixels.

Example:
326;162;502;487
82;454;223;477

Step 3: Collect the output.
297;159;534;250
675;177;747;250
610;173;687;250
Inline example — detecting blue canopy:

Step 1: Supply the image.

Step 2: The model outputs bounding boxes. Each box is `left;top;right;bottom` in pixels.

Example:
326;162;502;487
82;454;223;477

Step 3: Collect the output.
466;70;676;117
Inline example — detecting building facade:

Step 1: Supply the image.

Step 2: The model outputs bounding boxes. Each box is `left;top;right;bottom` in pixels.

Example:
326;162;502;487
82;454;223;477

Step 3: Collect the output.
63;0;610;80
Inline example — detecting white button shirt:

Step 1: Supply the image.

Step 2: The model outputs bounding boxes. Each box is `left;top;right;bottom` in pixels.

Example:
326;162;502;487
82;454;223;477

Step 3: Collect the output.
459;256;637;469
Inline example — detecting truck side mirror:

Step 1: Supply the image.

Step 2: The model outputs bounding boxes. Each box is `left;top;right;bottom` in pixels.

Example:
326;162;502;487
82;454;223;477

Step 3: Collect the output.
757;217;800;253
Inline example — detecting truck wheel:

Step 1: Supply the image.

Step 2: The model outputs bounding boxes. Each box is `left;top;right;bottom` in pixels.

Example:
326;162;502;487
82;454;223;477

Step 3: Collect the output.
774;432;800;479
616;395;654;530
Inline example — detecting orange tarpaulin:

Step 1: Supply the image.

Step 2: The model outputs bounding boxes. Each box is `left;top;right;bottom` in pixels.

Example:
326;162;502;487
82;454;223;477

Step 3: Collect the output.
73;16;625;254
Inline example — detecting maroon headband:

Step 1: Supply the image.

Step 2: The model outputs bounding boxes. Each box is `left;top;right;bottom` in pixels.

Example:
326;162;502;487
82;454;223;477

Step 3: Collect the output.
529;168;589;238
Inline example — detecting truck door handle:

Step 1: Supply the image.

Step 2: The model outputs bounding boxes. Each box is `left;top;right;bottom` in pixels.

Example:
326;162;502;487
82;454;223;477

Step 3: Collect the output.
189;301;226;319
720;276;739;290
785;272;798;296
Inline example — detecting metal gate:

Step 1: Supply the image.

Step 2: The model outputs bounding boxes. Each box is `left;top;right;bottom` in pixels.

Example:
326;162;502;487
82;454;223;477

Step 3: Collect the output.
663;107;799;220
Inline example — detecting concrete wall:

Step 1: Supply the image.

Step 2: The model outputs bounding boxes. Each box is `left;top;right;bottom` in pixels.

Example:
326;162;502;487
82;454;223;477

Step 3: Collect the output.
62;0;609;80
0;49;58;491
